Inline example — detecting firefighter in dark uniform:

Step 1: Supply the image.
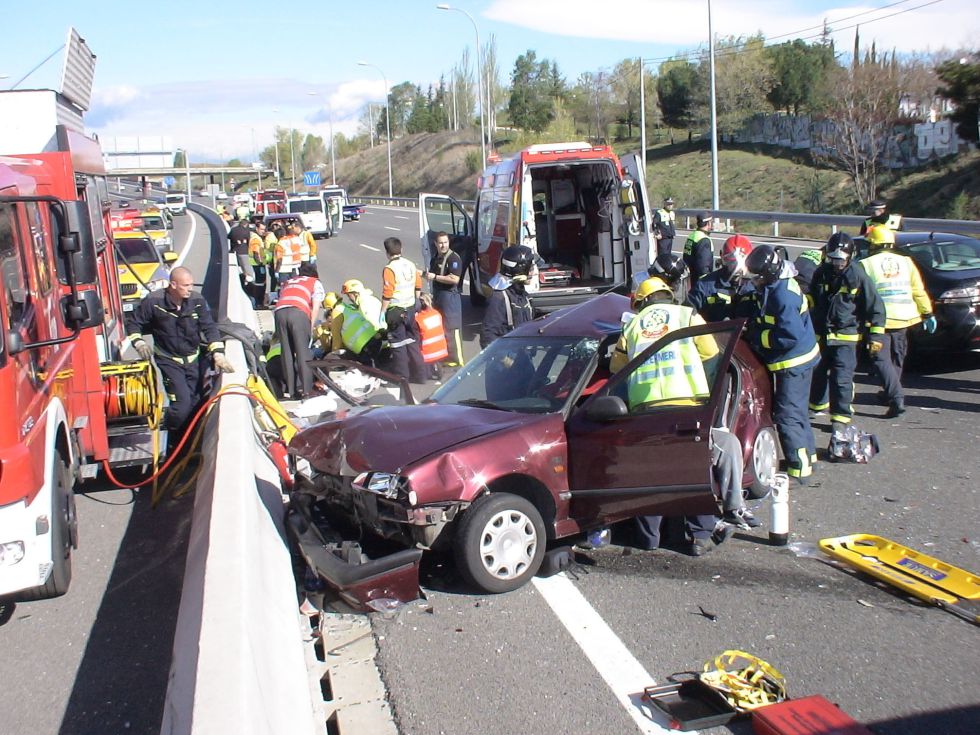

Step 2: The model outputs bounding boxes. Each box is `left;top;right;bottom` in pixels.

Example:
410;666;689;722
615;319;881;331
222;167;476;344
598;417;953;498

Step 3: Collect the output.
685;234;755;323
859;199;903;236
424;230;464;367
683;212;714;283
653;197;676;259
808;233;887;429
744;245;819;484
481;245;534;348
128;266;233;440
648;252;690;304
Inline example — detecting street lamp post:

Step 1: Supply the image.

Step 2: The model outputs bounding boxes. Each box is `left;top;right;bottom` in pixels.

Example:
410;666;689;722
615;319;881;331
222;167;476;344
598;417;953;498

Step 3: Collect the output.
289;127;297;193
437;4;486;169
309;91;337;185
708;0;720;211
177;148;191;197
358;61;394;197
271;110;283;187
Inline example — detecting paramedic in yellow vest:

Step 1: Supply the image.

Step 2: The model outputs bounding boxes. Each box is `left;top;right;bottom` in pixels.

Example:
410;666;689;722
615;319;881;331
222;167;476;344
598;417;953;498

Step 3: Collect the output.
264;222;281;292
859;199;903;236
860;225;935;418
292;222;317;265
312;292;341;357
380;237;428;383
611;277;752;555
247;222;268;307
334;279;386;366
274;224;303;281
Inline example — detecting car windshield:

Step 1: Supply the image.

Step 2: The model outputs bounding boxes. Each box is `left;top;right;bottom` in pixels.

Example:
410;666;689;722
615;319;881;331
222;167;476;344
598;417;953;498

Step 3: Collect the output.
166;195;184;203
140;216;165;230
903;238;980;272
429;335;602;413
116;237;159;264
289;200;323;214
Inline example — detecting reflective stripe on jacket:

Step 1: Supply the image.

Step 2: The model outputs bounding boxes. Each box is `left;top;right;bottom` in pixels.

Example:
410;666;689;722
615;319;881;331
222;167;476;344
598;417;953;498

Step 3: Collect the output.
275;276;318;319
340;304;379;354
276;235;303;271
748;277;820;372
810;262;887;342
384;256;419;309
859;251;932;329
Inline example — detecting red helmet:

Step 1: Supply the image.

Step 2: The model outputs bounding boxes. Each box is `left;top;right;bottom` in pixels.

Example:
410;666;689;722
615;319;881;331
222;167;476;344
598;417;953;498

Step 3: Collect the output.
721;234;753;273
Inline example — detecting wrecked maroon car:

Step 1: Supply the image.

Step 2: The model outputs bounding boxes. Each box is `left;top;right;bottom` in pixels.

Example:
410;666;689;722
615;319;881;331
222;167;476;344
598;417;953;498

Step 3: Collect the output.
288;293;777;604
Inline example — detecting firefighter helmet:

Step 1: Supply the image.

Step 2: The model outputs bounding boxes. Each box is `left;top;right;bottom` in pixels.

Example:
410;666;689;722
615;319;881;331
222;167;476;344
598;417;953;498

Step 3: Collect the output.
745;244;784;284
825;232;855;262
342;278;365;296
499;245;534;280
323;292;340;310
648;253;688;285
721;234;753;274
631;276;673;311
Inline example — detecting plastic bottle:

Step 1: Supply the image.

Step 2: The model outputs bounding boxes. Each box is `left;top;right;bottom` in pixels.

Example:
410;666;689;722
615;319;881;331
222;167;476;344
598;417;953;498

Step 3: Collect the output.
769;473;789;546
587;528;611;548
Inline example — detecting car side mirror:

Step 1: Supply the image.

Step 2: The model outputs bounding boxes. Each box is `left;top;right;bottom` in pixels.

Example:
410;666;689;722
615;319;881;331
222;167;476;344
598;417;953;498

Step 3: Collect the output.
585;395;628;422
163;251;179;264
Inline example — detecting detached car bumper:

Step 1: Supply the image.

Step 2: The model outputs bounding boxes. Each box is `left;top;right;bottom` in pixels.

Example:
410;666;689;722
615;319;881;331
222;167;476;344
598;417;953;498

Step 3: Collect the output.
287;492;422;612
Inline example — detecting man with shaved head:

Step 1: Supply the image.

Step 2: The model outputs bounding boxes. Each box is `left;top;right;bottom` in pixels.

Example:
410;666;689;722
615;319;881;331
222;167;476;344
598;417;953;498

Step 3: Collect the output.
128;266;233;442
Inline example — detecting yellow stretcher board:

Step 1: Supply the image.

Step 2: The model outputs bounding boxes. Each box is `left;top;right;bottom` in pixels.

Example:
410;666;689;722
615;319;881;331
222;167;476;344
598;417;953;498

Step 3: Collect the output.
819;534;980;625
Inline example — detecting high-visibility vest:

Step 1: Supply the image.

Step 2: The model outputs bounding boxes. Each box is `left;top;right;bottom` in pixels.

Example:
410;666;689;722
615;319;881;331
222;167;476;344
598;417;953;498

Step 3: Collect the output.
864;214;903;231
275;276;318;318
860;251;926;329
300;230;316;262
415;307;449;363
276;235;302;272
623;304;709;408
248;232;264;265
386;256;418;308
340;304;379;354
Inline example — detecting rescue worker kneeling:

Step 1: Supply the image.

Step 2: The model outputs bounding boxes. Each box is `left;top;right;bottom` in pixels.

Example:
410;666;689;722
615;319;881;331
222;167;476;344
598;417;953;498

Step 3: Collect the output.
610;277;755;556
332;279;387;367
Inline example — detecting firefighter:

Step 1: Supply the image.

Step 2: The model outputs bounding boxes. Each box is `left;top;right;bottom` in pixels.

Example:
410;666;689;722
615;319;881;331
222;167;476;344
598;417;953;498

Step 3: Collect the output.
228;218;254;288
333;279;386;366
380;237;427;383
859;199;903;236
610;277;751;554
859;225;935;418
808;233;887;429
128;267;234;439
647;252;690;303
312;292;342;357
683;212;714;283
273;262;325;399
424;230;464;367
744;245;820;484
793;248;824;307
685;234;755;323
653;196;676;259
480;244;534;348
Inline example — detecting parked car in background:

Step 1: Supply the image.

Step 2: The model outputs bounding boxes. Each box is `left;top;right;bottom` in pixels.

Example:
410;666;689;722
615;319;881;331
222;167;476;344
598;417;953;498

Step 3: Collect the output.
135;207;173;253
165;192;187;215
288;195;331;238
114;231;178;311
856;231;980;353
289;293;778;598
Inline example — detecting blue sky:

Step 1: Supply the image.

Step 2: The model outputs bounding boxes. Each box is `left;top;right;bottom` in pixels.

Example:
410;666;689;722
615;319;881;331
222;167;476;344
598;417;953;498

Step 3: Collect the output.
1;0;975;161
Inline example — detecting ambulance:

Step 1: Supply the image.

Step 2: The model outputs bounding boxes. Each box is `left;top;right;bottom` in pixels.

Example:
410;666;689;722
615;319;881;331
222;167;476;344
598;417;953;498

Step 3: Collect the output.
418;142;654;313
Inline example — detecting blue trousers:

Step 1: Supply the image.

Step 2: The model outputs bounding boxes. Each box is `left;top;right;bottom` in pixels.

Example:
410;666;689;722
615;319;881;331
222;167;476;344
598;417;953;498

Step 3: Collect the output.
872;329;909;407
809;343;858;424
773;362;816;479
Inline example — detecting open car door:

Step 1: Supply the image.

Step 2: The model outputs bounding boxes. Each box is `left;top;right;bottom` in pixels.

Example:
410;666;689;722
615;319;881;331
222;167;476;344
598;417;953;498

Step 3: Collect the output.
417;193;474;277
620;152;653;282
565;319;743;526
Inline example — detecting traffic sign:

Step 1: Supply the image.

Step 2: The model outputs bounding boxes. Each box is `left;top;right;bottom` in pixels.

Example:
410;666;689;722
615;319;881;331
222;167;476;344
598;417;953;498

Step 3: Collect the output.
303;170;321;187
163;176;176;188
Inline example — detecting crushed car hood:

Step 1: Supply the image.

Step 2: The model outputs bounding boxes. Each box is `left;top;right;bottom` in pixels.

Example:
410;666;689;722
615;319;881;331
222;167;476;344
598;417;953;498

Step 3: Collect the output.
290;403;544;475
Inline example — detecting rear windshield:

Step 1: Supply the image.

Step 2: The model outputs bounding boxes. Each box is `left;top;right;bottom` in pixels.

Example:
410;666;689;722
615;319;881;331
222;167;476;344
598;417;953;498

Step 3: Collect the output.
288;200;323;214
140;216;165;230
116;237;158;264
903;239;980;272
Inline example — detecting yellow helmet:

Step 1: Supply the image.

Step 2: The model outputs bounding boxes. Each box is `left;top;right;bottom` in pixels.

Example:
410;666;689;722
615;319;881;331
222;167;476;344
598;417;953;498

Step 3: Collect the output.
323;291;339;310
341;279;364;296
866;225;895;251
631;276;672;310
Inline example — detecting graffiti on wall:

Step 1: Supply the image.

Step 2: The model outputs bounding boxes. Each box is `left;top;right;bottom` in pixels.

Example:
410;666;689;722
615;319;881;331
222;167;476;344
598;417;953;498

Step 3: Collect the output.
736;114;968;168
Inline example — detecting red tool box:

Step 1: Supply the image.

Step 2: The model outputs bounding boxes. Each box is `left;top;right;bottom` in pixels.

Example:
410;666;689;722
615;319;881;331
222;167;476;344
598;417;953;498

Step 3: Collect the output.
752;695;874;735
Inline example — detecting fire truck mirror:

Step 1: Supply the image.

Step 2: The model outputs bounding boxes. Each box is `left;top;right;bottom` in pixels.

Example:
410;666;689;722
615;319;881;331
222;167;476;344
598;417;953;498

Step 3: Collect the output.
6;330;25;355
61;201;98;286
62;290;104;331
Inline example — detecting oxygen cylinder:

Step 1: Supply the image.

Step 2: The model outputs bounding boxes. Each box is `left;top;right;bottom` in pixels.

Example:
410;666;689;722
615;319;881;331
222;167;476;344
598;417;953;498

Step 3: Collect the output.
769;473;789;546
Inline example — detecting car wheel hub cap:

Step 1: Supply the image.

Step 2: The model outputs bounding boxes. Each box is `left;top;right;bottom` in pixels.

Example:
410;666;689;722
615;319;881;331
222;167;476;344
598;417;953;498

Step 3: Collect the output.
480;509;537;580
755;430;777;484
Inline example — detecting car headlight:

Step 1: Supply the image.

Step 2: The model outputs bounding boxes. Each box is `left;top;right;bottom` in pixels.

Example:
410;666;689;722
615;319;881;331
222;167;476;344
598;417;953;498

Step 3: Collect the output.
147;278;169;292
938;284;980;302
352;471;411;501
0;540;26;568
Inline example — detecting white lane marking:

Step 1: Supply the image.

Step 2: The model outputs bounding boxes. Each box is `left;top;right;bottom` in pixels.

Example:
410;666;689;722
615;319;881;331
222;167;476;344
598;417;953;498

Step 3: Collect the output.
384;226;400;231
359;243;381;252
174;211;198;268
531;574;673;734
393;215;410;220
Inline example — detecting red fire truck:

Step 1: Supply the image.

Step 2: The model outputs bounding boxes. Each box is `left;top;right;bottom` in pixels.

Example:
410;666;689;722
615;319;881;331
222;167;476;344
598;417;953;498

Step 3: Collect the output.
0;89;164;600
254;189;287;217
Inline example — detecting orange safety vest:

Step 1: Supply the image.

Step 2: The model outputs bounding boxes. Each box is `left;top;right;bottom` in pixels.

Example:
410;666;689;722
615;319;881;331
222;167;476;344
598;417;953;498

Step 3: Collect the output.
276;235;303;272
415;307;449;363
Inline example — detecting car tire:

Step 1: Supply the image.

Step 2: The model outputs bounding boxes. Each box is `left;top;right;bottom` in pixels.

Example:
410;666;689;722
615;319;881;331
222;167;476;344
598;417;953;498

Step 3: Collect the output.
19;455;74;601
746;426;779;499
468;259;486;307
454;492;545;594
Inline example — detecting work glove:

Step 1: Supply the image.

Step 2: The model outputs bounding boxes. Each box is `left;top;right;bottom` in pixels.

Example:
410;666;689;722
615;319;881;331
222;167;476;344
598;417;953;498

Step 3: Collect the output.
868;338;884;356
133;338;153;362
922;316;937;334
212;352;235;373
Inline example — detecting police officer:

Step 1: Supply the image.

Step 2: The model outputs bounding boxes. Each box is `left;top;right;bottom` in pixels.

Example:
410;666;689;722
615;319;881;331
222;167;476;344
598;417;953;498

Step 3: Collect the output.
380;237;427;383
653;196;676;259
808;233;886;429
683;212;714;283
859;225;935;418
128;267;233;439
685;234;755;323
859;199;903;236
744;245;820;484
481;245;534;348
334;279;386;366
424;230;464;367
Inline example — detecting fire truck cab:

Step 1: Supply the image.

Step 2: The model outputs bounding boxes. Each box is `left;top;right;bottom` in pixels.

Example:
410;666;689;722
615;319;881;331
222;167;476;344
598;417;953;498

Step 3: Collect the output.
419;142;654;313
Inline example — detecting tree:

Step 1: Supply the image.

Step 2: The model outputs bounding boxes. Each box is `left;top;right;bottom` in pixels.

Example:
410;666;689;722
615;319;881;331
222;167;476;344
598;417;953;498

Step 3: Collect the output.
610;58;641;138
508;50;558;132
700;34;774;133
173;150;186;168
226;157;243;167
765;39;837;114
376;81;416;139
937;53;980;142
657;59;701;130
301;134;327;172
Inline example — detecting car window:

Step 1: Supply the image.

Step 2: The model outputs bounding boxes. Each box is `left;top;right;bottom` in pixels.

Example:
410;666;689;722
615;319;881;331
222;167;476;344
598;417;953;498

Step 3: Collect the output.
288;200;323;214
609;326;736;415
116;237;159;264
430;335;600;413
906;239;980;271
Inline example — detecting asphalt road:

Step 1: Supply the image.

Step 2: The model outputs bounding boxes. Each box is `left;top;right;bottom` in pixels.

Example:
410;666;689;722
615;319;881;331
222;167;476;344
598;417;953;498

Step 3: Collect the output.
0;210;213;735
325;206;980;735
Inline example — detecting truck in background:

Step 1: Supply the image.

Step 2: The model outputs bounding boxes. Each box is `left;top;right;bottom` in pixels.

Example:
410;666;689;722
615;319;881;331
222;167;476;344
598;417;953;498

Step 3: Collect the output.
164;192;187;215
287;195;331;238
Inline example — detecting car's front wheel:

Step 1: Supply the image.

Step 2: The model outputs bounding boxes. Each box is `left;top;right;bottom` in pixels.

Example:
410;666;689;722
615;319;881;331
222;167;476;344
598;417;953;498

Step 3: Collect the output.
747;426;779;499
454;493;545;593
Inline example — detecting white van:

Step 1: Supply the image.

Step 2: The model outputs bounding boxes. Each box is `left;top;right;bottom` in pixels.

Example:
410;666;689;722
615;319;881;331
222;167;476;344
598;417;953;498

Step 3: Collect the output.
287;195;331;238
418;142;653;313
164;192;187;215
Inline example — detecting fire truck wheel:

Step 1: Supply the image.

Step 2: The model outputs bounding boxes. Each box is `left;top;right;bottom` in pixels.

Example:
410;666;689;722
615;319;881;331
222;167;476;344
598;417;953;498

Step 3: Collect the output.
21;456;73;601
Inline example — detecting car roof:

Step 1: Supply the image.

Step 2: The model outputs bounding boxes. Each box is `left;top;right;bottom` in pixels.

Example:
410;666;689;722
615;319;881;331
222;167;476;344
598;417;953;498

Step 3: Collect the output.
505;292;631;340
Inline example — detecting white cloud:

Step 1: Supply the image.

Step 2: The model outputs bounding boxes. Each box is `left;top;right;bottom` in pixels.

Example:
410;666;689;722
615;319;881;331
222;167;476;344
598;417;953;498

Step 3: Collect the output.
483;0;980;54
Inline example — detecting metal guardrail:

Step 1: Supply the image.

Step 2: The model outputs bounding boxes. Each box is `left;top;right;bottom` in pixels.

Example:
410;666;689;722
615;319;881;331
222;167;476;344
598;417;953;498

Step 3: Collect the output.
349;195;980;238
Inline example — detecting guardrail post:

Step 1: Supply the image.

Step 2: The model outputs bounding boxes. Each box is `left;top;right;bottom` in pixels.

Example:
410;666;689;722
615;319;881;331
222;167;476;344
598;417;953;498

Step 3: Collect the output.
773;221;779;238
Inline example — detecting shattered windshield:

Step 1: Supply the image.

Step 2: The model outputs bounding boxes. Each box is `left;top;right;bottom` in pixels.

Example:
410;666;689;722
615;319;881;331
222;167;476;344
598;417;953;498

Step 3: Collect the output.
429;335;601;414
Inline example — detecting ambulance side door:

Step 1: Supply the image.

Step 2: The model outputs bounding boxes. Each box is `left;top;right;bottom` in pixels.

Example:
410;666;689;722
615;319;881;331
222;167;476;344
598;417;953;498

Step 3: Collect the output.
418;192;474;285
620;152;654;280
